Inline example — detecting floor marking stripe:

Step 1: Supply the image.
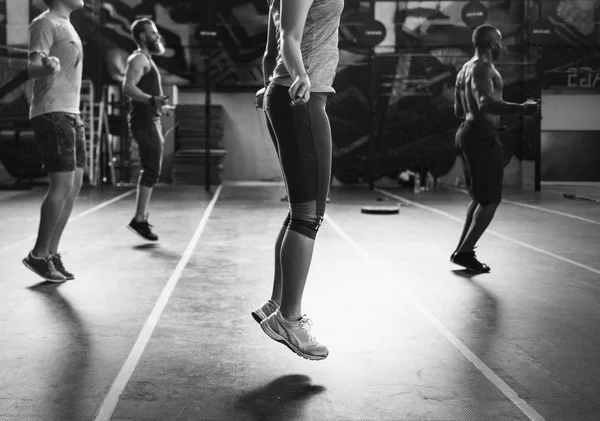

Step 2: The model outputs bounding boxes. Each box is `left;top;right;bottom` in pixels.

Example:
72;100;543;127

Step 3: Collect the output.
324;214;547;421
448;187;600;225
93;185;222;421
0;189;136;255
375;188;600;276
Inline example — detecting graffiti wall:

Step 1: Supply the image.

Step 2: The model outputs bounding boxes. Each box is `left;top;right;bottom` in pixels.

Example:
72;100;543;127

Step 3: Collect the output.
3;1;598;184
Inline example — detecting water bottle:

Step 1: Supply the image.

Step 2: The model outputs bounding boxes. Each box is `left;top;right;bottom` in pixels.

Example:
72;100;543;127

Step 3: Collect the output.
413;173;421;194
426;172;435;190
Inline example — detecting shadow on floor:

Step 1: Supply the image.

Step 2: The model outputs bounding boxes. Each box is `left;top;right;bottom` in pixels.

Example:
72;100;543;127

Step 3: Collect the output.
27;282;92;420
236;374;326;421
451;269;478;279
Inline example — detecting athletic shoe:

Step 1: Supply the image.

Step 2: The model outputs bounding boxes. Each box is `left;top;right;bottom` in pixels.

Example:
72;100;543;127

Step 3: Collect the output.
260;309;329;361
22;252;67;283
128;214;158;241
251;300;279;324
451;249;491;273
51;253;74;280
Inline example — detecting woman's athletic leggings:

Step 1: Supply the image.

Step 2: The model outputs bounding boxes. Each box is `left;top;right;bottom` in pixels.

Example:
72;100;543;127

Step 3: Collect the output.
264;83;332;240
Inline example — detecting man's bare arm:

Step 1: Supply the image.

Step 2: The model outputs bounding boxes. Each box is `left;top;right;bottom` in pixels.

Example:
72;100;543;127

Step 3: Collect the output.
454;70;465;118
262;8;278;87
472;63;524;115
122;54;152;104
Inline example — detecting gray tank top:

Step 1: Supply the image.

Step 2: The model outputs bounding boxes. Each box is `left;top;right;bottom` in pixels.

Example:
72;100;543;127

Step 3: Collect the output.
269;0;344;93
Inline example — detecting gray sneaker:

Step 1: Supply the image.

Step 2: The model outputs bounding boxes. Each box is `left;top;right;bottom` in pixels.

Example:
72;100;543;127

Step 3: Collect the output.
22;252;67;283
260;309;329;361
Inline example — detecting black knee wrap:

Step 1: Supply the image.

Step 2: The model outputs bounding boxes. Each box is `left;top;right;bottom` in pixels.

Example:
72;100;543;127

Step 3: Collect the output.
288;216;323;240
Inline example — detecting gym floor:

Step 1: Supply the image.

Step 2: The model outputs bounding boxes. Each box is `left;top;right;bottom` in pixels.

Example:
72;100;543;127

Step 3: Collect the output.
1;182;599;421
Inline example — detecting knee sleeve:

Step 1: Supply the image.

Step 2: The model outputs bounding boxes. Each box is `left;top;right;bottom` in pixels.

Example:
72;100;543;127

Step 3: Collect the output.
287;202;323;240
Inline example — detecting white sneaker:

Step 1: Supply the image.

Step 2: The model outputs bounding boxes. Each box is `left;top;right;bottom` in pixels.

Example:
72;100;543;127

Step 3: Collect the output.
260;309;329;361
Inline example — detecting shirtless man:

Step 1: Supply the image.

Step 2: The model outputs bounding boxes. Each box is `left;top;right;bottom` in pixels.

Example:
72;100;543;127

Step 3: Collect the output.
451;24;539;273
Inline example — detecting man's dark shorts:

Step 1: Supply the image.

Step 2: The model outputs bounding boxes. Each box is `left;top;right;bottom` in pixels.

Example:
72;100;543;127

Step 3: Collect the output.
455;120;504;203
129;118;164;188
31;112;86;173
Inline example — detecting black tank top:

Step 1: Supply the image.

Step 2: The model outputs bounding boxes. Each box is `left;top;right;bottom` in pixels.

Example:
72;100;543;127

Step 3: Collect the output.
129;52;162;128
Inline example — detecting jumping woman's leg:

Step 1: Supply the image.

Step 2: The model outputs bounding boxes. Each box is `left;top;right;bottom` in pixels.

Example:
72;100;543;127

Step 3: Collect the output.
258;84;330;360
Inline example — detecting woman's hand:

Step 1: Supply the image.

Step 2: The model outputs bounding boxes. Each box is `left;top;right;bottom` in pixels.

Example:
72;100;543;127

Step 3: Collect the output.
289;74;311;106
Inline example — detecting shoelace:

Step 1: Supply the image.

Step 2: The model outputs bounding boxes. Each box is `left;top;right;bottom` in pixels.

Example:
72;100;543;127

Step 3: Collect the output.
143;213;153;229
298;317;315;341
51;253;65;270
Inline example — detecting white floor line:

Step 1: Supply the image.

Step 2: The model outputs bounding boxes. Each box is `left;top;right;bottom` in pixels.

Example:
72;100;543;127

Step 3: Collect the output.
541;181;600;186
447;187;600;226
224;180;285;187
93;185;222;421
324;214;547;421
0;189;136;255
375;188;600;276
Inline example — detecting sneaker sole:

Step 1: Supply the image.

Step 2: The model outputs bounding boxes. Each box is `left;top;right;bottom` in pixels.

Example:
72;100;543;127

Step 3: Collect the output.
22;259;67;283
451;259;490;274
260;319;328;361
127;225;158;242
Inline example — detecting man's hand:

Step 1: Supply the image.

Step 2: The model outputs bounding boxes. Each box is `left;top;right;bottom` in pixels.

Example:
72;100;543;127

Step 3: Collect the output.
161;104;175;116
152;95;169;108
520;99;540;117
255;87;266;109
42;55;61;75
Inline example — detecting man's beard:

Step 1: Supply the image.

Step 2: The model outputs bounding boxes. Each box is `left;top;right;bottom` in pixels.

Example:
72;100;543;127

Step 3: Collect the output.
147;39;165;56
492;49;501;61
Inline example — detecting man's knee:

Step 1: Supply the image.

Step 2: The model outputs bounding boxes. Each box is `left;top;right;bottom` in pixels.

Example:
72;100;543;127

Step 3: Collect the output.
48;172;75;199
139;165;160;187
479;198;501;209
71;168;84;193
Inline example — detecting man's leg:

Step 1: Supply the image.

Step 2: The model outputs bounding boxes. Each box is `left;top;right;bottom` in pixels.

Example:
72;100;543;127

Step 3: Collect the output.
453;133;503;272
456;200;500;253
48;167;84;255
454;199;478;255
128;121;163;241
24;113;80;282
134;185;153;222
32;171;75;258
31;113;78;259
